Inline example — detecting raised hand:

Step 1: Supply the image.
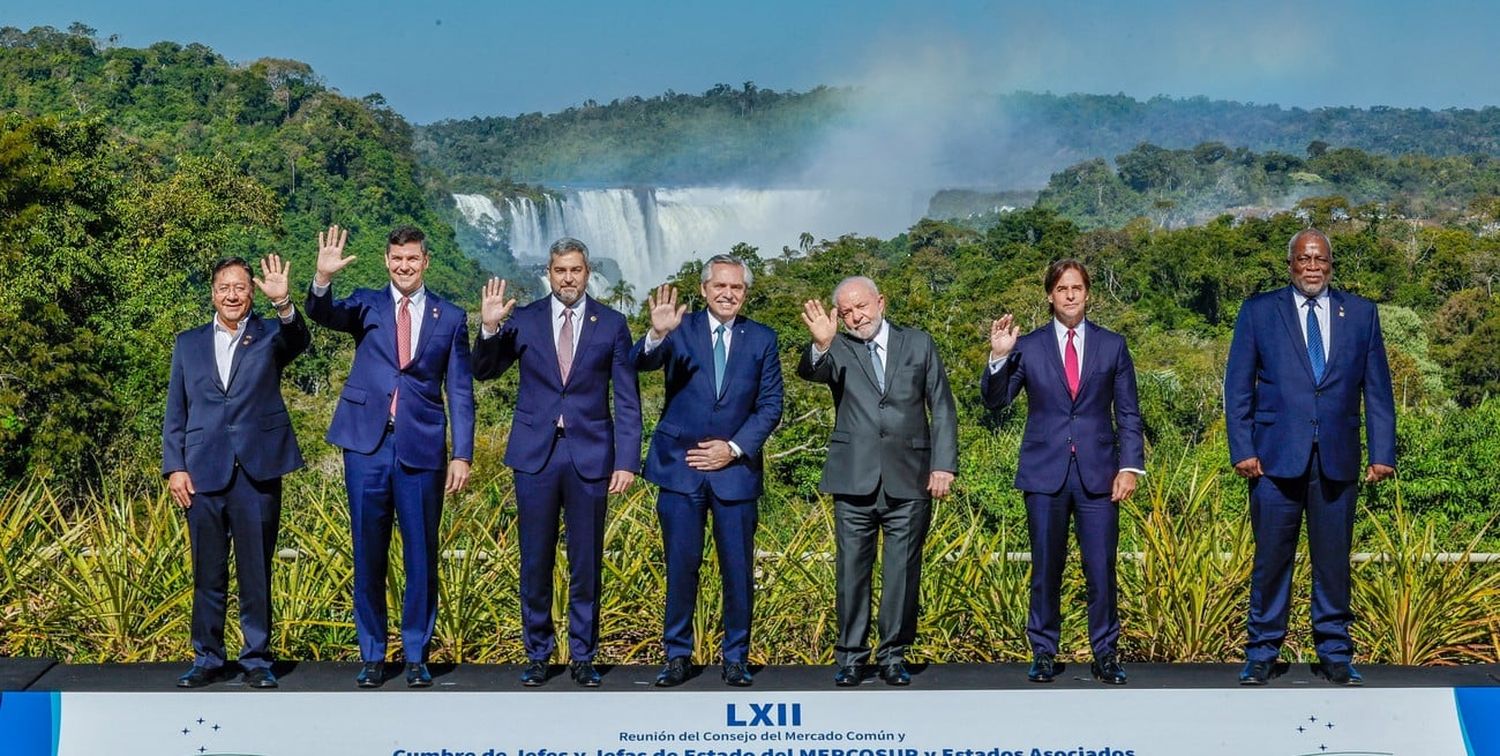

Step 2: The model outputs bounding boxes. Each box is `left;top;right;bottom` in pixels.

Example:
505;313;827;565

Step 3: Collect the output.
648;283;687;340
254;254;291;303
989;314;1019;360
801;299;839;351
481;277;517;331
314;224;355;286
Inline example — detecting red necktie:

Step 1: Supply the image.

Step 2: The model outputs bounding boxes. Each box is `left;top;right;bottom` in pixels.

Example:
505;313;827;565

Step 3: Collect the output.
1065;328;1080;398
391;296;411;417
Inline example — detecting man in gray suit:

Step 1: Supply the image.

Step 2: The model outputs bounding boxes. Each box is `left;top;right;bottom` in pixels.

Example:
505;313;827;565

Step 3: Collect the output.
797;276;958;687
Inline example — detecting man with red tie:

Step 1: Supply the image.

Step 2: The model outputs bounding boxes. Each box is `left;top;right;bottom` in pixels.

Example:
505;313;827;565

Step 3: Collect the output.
982;259;1144;685
305;225;475;689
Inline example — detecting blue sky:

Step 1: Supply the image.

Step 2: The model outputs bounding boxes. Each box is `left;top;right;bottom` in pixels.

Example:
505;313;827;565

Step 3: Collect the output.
8;0;1500;123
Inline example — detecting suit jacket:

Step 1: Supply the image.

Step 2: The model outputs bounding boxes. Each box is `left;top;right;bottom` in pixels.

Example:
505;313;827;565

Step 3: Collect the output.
162;312;310;491
980;320;1145;496
305;285;475;469
796;323;958;500
630;310;784;500
472;295;642;479
1225;286;1396;481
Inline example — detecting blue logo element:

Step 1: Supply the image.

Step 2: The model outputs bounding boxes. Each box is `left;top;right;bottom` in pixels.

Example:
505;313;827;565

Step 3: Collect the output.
726;702;802;727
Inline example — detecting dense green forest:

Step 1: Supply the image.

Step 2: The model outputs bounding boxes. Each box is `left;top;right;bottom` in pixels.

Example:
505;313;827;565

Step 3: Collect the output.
0;24;494;484
418;86;1500;186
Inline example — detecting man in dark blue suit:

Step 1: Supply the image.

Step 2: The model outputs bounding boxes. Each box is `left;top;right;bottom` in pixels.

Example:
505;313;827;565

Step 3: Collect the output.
981;259;1144;686
164;254;309;689
305;225;475;689
1226;228;1396;686
630;255;784;688
473;237;642;688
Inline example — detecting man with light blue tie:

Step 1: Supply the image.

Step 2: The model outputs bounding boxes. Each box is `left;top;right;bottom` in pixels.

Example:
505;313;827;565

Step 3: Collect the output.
305;225;475;689
1225;228;1396;687
631;255;784;688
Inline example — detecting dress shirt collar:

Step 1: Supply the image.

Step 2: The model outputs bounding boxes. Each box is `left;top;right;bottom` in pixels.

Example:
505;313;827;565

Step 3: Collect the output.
550;293;586;321
390;284;426;309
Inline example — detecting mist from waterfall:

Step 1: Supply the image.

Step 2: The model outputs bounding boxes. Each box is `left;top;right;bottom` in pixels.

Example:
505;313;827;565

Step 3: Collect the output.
453;187;924;291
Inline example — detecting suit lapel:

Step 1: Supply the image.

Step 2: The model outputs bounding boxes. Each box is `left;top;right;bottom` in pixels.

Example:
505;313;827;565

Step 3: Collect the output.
223;315;262;392
530;297;562;387
882;324;904;396
196;324;227;394
564;296;604;387
690;312;720;397
1075;321;1107;399
410;292;444;365
1037;324;1071;400
1326;289;1347;373
1276;286;1318;384
840;333;881;392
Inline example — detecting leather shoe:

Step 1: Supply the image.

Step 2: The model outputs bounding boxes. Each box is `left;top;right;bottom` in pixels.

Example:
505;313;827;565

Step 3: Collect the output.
879;662;911;686
520;660;548;687
722;661;753;687
1091;653;1127;685
176;665;228;688
406;663;433;688
833;665;861;687
355;661;384;689
570;660;601;687
1319;661;1363;686
655;656;690;687
1239;660;1273;685
242;667;279;689
1027;653;1057;683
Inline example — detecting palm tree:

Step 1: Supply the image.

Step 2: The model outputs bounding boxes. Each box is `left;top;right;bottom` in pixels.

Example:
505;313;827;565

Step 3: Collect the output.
608;279;636;312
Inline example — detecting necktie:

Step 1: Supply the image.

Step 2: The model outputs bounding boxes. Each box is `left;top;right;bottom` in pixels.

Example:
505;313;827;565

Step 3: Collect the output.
1064;328;1080;398
558;307;575;383
713;323;727;397
391;296;411;417
1305;298;1325;383
868;340;885;392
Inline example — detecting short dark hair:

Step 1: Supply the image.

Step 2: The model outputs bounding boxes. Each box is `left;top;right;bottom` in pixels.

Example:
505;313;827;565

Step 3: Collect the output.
549;236;590;265
1044;258;1090;293
211;256;253;284
387;225;427;254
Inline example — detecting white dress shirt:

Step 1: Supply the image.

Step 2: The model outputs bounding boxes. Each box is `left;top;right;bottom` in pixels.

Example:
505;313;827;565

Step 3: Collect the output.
1294;288;1332;359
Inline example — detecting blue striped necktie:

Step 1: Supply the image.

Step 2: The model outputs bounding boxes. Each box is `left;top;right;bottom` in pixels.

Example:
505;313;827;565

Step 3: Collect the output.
1305;298;1325;383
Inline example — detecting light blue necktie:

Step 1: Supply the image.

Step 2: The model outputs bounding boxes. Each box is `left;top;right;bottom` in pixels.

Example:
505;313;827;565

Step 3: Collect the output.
1305;298;1325;384
713;323;727;397
867;341;885;392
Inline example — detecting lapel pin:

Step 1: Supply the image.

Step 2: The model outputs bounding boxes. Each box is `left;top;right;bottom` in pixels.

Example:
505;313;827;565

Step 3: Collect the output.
590;315;597;323
1338;307;1345;318
241;335;253;346
431;307;439;319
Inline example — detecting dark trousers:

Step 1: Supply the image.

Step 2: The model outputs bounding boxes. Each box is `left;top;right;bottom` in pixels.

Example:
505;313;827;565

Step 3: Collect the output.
1024;457;1120;658
344;430;444;663
832;485;932;667
514;434;608;661
1247;447;1357;663
185;465;281;671
658;485;758;663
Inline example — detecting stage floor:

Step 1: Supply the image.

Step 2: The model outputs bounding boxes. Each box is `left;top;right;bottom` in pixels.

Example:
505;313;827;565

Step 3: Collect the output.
8;658;1500;692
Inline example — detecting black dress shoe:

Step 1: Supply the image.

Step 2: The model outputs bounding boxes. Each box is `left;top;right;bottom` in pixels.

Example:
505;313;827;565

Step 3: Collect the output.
879;662;911;686
356;661;384;689
722;661;753;687
406;663;433;688
176;665;228;688
833;665;861;687
570;660;601;687
1319;661;1364;686
1239;660;1273;685
1027;653;1057;683
655;656;690;687
243;667;279;689
1090;654;1127;685
520;660;548;687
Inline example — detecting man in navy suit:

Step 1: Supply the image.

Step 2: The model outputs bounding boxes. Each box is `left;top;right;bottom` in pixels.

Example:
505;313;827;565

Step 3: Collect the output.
473;237;641;688
982;259;1144;685
305;225;475;689
1226;228;1396;686
631;255;784;688
164;254;309;689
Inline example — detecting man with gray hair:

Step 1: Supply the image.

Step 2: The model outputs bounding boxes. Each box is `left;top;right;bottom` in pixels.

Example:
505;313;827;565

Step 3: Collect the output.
1225;227;1396;686
798;276;957;687
474;237;642;688
631;254;784;687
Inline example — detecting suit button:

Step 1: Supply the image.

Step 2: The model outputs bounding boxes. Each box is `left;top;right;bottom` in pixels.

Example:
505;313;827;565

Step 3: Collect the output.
1311;419;1319;425
880;431;888;438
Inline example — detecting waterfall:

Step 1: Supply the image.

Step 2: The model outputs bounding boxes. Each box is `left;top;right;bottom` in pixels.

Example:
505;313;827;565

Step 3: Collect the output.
453;187;924;290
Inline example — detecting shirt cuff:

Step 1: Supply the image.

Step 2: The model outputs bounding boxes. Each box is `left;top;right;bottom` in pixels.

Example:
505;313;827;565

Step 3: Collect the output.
1119;467;1146;476
810;344;827;361
480;324;499;339
311;281;330;296
277;307;296;323
987;355;1008;373
727;441;743;459
643;333;662;352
